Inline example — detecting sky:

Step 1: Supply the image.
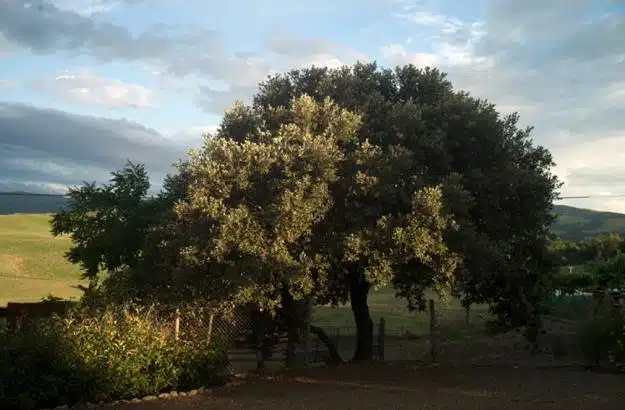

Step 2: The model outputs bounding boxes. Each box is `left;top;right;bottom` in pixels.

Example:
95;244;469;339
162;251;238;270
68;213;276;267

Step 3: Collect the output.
0;0;624;212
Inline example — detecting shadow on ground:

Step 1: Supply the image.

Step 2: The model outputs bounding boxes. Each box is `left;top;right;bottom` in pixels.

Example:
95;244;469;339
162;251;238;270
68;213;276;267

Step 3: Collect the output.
110;361;624;410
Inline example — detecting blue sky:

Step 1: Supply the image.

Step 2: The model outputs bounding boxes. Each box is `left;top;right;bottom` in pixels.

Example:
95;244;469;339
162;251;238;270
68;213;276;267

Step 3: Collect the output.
1;0;624;212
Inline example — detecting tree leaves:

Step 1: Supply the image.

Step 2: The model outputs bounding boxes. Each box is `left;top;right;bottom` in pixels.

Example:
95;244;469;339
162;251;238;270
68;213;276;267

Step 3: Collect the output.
50;162;159;280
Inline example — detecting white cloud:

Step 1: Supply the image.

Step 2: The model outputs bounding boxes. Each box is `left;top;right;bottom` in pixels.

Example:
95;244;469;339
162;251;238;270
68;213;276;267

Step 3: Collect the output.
384;0;625;212
381;44;439;67
39;69;158;109
163;124;218;147
0;79;15;89
53;0;118;16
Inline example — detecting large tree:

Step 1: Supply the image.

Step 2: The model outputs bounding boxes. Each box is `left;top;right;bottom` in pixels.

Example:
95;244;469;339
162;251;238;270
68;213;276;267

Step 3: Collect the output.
216;62;561;358
52;62;560;361
150;95;458;360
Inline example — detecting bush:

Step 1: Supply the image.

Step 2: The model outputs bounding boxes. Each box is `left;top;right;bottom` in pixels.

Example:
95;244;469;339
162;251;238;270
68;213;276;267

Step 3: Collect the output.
0;304;229;410
578;309;625;370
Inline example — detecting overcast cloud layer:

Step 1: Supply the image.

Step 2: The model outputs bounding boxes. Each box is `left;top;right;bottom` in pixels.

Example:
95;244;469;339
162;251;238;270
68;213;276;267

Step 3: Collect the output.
0;0;624;211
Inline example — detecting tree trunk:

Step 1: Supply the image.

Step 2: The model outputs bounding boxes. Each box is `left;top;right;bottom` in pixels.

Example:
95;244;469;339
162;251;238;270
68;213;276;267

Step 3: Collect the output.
349;270;374;361
281;286;298;368
309;325;343;365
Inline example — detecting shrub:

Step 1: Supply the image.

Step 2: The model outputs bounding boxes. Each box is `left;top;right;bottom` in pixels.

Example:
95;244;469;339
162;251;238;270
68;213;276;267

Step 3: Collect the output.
0;304;229;410
578;308;625;370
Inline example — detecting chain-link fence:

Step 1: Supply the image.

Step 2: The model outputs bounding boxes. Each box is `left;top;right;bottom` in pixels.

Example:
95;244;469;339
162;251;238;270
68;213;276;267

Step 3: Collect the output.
167;306;259;374
310;300;494;362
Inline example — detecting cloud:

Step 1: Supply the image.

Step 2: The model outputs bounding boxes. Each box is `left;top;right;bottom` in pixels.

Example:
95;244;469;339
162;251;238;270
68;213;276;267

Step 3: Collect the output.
0;79;15;89
0;102;192;192
34;69;158;109
0;1;369;115
264;29;369;64
385;0;625;211
189;30;369;114
53;0;118;15
0;0;216;64
2;0;624;214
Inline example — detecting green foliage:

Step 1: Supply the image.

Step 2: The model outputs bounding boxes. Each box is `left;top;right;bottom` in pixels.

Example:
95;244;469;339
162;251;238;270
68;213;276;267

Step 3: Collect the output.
551;270;596;295
548;250;625;300
251;62;560;337
48;160;189;301
578;310;625;370
0;304;228;409
551;233;623;267
50;162;159;279
592;253;625;290
161;95;458;313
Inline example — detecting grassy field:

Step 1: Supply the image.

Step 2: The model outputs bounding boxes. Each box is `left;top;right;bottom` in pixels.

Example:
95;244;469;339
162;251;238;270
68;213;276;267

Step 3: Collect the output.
0;214;84;306
0;213;490;341
312;289;491;339
0;213;578;340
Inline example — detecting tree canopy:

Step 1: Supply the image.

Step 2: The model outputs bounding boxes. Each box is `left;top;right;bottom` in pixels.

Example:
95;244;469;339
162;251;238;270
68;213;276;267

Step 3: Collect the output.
220;62;561;354
52;62;561;361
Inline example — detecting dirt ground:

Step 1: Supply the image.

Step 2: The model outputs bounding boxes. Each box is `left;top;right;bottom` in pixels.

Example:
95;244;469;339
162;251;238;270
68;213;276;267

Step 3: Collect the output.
108;361;625;410
107;317;625;410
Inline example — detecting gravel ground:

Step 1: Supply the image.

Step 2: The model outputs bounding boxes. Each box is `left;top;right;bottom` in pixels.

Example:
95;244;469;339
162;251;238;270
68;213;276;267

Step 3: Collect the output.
109;362;624;410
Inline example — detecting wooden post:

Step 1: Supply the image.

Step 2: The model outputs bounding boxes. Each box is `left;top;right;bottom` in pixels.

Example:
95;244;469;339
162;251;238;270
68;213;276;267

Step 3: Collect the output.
303;297;313;368
304;336;310;368
336;326;341;352
378;317;386;360
460;299;471;326
174;308;181;342
207;313;214;345
429;299;437;362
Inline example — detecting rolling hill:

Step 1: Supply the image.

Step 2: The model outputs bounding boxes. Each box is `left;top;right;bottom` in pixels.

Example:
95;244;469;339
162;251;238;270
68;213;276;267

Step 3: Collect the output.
0;192;69;214
2;192;625;241
551;205;625;241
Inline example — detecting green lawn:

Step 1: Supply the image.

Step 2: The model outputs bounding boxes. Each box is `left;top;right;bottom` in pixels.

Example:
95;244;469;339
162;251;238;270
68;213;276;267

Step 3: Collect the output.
0;214;84;306
312;288;492;339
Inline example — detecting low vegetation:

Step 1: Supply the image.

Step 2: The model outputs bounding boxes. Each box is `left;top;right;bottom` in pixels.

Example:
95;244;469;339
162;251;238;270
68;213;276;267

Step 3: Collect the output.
0;302;228;409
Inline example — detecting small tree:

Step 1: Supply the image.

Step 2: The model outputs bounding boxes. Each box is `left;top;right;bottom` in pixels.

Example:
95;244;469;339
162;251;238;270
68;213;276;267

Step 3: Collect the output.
51;162;158;280
50;161;189;303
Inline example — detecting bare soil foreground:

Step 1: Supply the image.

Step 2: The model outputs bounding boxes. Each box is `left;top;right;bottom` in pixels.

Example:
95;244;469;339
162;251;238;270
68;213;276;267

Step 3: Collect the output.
111;362;624;410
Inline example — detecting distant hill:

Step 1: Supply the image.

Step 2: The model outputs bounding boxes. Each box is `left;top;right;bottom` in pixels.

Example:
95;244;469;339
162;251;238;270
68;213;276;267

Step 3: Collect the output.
0;193;68;214
1;192;625;241
551;205;625;241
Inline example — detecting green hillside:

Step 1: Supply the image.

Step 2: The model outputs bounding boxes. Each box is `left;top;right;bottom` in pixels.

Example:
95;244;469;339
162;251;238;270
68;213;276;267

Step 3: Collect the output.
551;205;625;241
0;213;84;305
2;193;625;241
0;193;68;214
